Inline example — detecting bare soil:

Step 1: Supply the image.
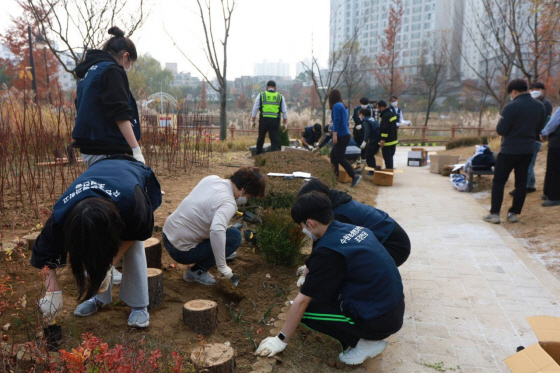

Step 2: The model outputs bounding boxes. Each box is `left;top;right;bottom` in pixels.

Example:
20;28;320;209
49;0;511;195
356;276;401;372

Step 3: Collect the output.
0;151;380;373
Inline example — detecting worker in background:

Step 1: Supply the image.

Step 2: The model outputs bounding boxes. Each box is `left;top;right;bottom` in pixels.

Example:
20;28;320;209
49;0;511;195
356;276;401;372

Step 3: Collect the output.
255;192;404;366
389;96;404;127
251;80;288;155
378;100;399;170
357;108;381;174
540;87;560;207
301;123;323;150
352;97;370;161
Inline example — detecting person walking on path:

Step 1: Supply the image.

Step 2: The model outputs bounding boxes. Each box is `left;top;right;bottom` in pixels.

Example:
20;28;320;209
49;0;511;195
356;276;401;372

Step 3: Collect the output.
72;27;145;168
251;81;288;155
352;97;370;160
378;100;399;170
255;192;404;365
31;157;162;328
483;79;546;224
162;167;266;285
329;89;361;187
357;108;381;174
510;81;553;196
540;89;560;207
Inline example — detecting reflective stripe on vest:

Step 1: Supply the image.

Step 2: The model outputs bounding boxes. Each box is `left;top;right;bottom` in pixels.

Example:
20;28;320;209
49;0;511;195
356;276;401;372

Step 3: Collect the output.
261;91;282;118
389;116;398;122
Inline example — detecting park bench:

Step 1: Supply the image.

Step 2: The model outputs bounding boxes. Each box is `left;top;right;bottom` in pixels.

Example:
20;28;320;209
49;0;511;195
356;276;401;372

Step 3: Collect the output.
465;151;497;192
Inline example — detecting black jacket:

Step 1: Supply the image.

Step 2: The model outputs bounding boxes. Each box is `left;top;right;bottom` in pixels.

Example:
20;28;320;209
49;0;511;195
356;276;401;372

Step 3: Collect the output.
497;93;546;154
379;108;398;145
536;97;553;141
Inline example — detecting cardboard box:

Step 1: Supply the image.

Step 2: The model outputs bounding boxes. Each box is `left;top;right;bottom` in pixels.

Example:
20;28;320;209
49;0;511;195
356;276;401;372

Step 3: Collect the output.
407;150;428;167
338;165;352;183
373;170;394;186
429;155;460;174
505;316;560;372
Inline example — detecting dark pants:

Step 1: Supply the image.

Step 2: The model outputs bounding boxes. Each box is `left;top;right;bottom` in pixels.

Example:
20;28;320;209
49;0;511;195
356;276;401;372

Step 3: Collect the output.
382;145;396;169
330;135;356;179
543;147;560;201
383;222;411;267
354;130;365;159
301;298;405;349
491;152;533;214
256;117;280;154
365;142;380;169
162;229;242;272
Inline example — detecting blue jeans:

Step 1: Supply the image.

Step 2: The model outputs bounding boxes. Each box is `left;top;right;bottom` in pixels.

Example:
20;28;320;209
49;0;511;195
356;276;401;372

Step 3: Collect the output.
527;142;542;188
162;229;242;272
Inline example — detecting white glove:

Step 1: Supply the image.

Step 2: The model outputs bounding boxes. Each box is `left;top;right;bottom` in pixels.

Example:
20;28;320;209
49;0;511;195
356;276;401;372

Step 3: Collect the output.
296;265;306;276
97;266;114;294
297;275;306;287
360;141;367;149
355;125;362;130
255;336;287;357
131;147;145;164
218;265;233;279
308;145;315;150
39;291;63;322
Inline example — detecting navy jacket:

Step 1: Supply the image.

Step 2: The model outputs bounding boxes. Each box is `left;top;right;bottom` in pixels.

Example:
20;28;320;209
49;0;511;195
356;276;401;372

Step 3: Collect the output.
303;126;322;145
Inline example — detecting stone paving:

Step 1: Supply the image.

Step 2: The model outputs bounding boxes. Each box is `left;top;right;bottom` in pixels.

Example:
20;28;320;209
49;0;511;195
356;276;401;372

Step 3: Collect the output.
364;147;560;373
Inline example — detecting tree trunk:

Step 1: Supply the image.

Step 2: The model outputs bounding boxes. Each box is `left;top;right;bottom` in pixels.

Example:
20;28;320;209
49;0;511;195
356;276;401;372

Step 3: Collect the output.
321;100;328;127
190;343;235;373
147;268;164;309
144;237;162;269
219;90;228;141
22;232;40;250
183;300;219;335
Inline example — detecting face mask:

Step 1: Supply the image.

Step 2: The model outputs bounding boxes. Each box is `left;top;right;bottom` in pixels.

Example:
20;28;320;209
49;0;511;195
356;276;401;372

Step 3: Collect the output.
510;95;514;101
303;222;319;241
391;101;398;107
236;190;247;205
361;105;368;108
122;56;132;73
531;91;542;99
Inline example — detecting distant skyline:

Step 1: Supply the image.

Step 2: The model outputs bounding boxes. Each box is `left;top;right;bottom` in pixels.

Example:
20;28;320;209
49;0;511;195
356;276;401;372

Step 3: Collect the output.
0;0;330;80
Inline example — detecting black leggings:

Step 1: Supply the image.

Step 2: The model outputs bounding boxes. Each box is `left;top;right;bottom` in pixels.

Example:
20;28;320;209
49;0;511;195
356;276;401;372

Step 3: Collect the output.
383;222;411;267
330;135;356;178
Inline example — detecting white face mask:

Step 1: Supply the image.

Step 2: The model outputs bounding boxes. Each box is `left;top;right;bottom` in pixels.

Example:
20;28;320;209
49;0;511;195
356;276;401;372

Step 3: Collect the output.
361;105;368;108
531;90;542;99
391;101;398;107
122;56;132;73
303;222;319;241
236;190;247;205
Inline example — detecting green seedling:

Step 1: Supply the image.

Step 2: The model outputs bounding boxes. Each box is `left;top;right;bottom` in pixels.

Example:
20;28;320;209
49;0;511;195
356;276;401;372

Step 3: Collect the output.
260;303;281;325
420;361;460;372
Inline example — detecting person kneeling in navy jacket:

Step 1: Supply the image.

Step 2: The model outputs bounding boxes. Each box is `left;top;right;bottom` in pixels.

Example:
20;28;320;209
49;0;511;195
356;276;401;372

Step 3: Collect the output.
297;178;411;267
31;156;161;328
255;192;405;365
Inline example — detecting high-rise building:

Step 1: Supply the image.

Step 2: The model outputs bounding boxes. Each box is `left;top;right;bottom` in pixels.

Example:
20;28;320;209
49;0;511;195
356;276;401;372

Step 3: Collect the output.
253;60;290;78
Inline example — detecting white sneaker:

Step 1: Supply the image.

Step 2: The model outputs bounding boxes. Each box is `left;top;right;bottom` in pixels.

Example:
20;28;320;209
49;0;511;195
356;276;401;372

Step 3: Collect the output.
113;268;122;285
183;269;216;285
339;339;388;365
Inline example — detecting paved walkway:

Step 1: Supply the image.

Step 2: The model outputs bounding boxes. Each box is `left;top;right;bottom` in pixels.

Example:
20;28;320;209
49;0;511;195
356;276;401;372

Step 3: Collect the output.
365;147;560;373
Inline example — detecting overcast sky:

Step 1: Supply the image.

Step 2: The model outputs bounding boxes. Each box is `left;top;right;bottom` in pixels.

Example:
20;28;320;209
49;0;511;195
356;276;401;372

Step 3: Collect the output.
1;0;331;79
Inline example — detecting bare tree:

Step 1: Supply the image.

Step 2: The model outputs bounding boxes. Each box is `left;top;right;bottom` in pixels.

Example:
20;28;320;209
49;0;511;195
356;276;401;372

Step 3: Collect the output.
169;0;235;140
339;41;371;109
416;31;450;127
22;0;148;78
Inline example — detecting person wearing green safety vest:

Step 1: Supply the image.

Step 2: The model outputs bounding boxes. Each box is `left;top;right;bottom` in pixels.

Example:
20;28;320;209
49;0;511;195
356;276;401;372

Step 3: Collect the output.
251;80;288;154
378;100;399;170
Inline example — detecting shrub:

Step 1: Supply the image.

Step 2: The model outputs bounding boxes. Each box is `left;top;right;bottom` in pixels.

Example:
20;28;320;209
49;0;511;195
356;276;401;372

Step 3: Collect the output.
256;208;306;266
279;126;290;147
446;136;489;150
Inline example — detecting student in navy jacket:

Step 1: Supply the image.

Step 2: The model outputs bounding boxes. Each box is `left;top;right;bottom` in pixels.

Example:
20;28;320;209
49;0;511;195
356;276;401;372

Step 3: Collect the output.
255;192;404;365
31;157;161;328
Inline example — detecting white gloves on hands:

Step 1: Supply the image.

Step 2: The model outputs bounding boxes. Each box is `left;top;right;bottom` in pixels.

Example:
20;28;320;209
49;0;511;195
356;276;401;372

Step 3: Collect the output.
297;275;306;287
131;147;145;164
255;336;287;357
98;266;114;294
355;125;362;130
360;141;367;149
39;291;63;322
308;145;315;151
296;265;306;276
218;265;233;279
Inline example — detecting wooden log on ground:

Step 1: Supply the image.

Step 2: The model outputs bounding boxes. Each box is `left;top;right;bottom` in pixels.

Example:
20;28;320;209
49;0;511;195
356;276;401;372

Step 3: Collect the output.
144;237;162;269
147;268;164;309
22;232;41;250
190;343;235;373
183;300;218;335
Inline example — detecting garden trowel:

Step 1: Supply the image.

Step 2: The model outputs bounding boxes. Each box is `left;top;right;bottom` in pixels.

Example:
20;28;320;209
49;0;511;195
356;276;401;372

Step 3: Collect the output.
230;273;240;287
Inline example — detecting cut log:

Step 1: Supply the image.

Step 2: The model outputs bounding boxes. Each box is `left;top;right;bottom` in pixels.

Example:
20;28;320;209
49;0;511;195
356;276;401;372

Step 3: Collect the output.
190;343;235;373
22;232;41;250
144;237;162;269
183;300;218;336
147;268;164;309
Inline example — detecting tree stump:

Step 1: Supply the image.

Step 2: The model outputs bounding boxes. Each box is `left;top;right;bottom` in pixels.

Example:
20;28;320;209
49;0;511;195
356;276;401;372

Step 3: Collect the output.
22;232;40;250
190;343;235;373
183;300;218;335
147;268;164;309
144;237;162;269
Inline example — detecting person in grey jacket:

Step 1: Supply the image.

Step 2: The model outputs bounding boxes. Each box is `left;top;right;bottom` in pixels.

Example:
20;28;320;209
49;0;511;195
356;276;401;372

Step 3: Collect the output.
484;79;546;224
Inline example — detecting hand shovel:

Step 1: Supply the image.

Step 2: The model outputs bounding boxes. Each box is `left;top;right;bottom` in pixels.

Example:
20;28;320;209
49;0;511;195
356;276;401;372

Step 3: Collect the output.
230;273;240;287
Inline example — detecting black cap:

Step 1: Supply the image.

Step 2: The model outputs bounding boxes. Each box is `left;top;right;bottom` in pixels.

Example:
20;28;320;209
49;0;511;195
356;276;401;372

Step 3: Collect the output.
377;100;387;108
266;80;276;87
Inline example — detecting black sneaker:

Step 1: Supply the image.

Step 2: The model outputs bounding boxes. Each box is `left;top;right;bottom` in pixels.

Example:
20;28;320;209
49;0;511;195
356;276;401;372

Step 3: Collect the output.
351;175;362;187
526;187;537;193
367;171;374;176
542;200;560;207
542;194;549;201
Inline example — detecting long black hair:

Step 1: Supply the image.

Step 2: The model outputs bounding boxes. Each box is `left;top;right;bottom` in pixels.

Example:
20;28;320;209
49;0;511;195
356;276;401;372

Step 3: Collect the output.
65;197;124;301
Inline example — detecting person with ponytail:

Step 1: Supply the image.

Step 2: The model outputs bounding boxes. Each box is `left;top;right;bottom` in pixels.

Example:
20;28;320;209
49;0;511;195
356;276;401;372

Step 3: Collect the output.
72;26;145;167
31;156;162;328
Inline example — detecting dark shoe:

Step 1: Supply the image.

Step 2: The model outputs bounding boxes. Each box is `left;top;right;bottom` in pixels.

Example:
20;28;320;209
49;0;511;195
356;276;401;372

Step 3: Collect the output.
351;175;362;187
509;189;515;196
542;194;549;201
367;171;374;176
526;187;537;193
542;200;560;207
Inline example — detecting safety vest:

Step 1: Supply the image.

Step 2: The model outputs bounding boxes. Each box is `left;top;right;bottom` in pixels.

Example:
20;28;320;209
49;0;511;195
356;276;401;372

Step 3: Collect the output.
260;91;282;119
